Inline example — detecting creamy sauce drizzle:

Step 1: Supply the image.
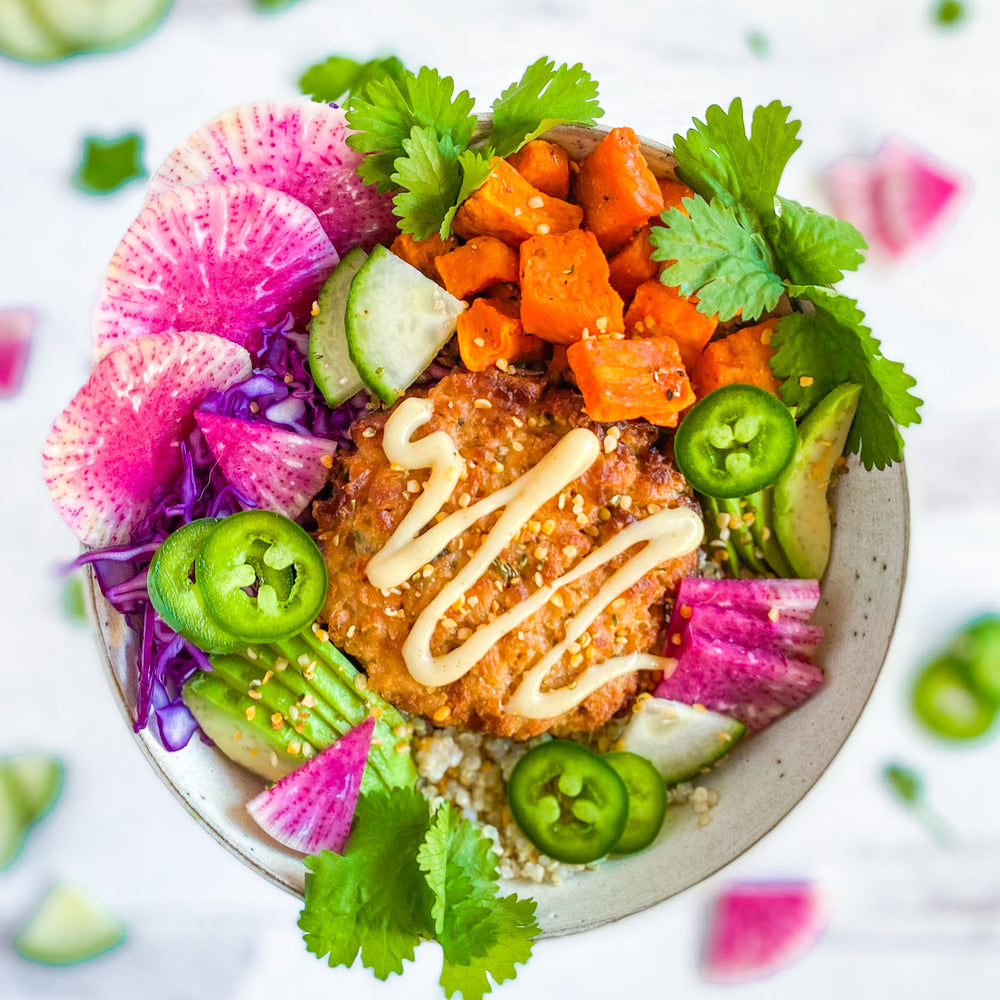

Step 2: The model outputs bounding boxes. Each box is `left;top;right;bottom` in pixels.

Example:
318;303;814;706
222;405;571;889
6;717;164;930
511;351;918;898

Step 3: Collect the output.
364;397;704;719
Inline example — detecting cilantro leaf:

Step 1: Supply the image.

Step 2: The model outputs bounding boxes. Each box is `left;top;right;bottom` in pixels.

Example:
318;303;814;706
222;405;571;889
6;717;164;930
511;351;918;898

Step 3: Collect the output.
771;286;922;468
441;149;494;238
391;127;465;239
298;54;404;104
417;802;453;932
347;68;476;192
769;197;867;285
672;99;800;224
489;57;602;156
72;133;146;195
299;789;434;979
650;200;785;321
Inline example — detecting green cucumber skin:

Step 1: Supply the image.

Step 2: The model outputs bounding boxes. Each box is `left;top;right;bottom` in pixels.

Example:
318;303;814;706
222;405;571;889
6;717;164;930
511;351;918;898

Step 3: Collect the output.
309;247;368;407
0;755;63;870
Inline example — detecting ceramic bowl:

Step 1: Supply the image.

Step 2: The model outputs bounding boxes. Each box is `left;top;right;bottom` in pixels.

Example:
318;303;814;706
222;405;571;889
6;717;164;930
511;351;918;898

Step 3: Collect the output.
87;124;909;937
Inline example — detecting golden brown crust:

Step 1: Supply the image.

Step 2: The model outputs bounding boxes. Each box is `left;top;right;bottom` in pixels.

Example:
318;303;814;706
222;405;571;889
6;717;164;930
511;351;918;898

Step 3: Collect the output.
314;369;699;740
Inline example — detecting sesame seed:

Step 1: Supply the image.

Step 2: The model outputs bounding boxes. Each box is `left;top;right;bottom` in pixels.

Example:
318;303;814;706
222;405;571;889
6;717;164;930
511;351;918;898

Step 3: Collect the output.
570;653;584;668
534;571;544;587
603;435;617;454
248;689;262;700
354;674;368;690
492;460;504;474
433;706;452;723
541;519;556;535
568;641;581;654
474;337;486;348
345;625;356;639
576;512;589;526
496;357;509;372
534;545;547;560
671;633;682;646
422;564;434;578
271;712;284;730
320;454;333;469
474;398;492;409
513;417;524;427
287;741;301;755
562;544;578;560
595;316;608;332
527;195;545;209
536;223;550;235
511;440;524;452
647;504;661;514
395;740;410;754
619;495;633;511
362;426;377;438
310;301;320;317
527;520;541;532
551;593;564;608
407;479;420;494
245;706;256;721
457;626;472;640
680;604;693;618
458;492;471;507
799;375;814;387
273;657;288;672
768;607;781;623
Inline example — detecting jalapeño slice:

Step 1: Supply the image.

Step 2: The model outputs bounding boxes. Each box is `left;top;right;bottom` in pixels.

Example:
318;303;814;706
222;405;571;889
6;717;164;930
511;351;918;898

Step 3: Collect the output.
603;751;668;854
196;510;328;643
674;383;797;499
507;740;628;864
147;518;243;654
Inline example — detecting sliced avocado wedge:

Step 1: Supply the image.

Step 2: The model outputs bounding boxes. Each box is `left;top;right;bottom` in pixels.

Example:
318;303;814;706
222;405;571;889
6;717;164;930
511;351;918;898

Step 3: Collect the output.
773;383;861;580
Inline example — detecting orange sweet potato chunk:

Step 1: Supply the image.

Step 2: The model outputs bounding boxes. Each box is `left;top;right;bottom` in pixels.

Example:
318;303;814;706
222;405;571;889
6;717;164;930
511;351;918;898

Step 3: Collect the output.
457;297;546;372
452;159;583;248
519;229;625;345
658;177;695;216
390;232;458;283
567;334;696;427
506;139;571;199
435;236;519;300
607;225;657;301
574;127;664;254
690;319;782;398
624;279;717;369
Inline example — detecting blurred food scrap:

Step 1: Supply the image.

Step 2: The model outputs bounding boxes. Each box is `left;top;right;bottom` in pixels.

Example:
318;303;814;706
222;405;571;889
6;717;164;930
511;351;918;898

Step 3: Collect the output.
72;132;146;195
0;307;34;397
882;762;952;844
0;754;63;869
932;1;967;27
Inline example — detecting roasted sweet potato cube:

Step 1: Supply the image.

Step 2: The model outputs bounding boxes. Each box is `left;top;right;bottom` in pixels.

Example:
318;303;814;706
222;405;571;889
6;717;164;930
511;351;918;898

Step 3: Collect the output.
608;225;658;301
457;297;546;372
574;127;664;253
624;279;717;369
390;232;458;283
657;177;695;216
519;229;625;345
506;139;571;199
435;236;519;300
690;319;781;398
452;159;583;248
567;334;696;427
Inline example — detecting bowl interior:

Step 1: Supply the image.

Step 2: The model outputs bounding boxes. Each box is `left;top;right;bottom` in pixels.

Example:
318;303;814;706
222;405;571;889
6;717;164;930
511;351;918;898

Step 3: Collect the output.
88;124;909;937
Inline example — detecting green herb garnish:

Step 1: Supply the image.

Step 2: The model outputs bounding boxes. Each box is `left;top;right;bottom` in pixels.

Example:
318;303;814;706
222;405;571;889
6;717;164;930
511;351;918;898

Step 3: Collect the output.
649;99;921;469
298;54;405;104
300;789;538;998
72;133;146;195
882;763;951;844
932;1;966;26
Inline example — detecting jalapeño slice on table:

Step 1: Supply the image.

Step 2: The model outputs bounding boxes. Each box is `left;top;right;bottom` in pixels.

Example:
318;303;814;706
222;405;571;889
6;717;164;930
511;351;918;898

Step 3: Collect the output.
674;383;797;499
508;740;628;864
602;751;668;854
195;510;328;643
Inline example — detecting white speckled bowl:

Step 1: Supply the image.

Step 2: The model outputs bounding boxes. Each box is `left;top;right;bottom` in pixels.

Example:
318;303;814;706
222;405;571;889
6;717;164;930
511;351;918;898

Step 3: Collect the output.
88;124;909;937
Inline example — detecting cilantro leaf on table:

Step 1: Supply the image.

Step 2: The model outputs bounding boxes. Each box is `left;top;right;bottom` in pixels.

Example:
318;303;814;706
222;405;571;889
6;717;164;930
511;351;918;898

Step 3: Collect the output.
489;57;603;156
771;286;922;468
72;133;146;195
650;200;785;321
769;197;867;285
672;99;800;224
298;54;404;104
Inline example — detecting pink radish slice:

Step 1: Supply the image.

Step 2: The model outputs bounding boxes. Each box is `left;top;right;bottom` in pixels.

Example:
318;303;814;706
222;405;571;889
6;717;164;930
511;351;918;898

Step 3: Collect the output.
247;716;374;855
43;332;252;547
93;180;338;361
146;102;398;255
675;577;820;622
0;307;35;397
703;881;828;982
671;603;823;659
194;411;336;520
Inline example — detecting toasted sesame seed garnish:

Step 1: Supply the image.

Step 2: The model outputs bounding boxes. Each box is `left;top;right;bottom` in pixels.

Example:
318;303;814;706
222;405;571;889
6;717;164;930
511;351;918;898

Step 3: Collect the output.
310;301;320;317
768;607;781;623
422;564;434;578
407;478;420;493
362;426;377;438
568;641;582;654
534;571;544;587
533;545;547;560
248;689;262;700
575;512;589;526
527;195;545;209
303;661;316;679
297;654;311;667
551;593;564;608
320;454;333;469
570;653;584;668
389;463;405;472
270;712;284;730
512;416;524;428
457;626;473;640
245;706;256;721
671;633;682;646
562;544;578;560
474;337;486;348
395;740;410;754
595;316;608;332
246;647;258;661
511;440;524;452
496;357;510;372
693;703;707;712
799;375;814;387
474;397;492;409
354;674;368;690
345;625;356;639
603;435;617;454
647;503;661;514
536;223;550;235
287;740;301;755
432;705;452;723
619;495;633;511
269;751;278;768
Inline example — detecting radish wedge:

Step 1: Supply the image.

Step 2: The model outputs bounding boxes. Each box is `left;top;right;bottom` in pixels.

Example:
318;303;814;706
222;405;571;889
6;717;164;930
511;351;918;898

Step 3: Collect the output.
247;716;375;854
674;577;820;622
43;332;252;547
14;883;125;966
309;247;368;406
346;245;466;403
194;412;336;520
93;180;338;360
0;307;35;397
680;604;823;659
146;101;398;255
622;699;745;785
703;881;828;982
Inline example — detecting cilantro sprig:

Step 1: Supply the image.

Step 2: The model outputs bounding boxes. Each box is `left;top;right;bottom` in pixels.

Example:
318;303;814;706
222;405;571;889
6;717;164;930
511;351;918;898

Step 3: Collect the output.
300;789;539;999
649;98;921;469
333;57;602;239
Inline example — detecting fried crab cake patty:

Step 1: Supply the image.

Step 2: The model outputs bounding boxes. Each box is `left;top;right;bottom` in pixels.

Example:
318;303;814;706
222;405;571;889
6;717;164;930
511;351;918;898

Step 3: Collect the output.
313;369;700;740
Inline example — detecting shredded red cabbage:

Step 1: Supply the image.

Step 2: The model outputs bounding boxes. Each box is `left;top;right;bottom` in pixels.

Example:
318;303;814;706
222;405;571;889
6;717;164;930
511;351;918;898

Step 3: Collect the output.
73;315;364;751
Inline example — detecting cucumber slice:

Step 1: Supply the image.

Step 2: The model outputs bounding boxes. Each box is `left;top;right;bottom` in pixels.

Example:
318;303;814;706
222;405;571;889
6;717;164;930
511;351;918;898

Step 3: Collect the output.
0;770;30;869
346;244;465;404
309;247;368;406
0;754;63;869
622;698;746;785
14;883;125;966
0;0;67;62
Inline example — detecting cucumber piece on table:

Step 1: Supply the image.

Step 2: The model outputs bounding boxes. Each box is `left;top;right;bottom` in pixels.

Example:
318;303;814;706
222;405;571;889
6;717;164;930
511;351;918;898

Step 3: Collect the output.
346;244;465;404
14;882;125;966
309;247;368;407
622;698;745;785
0;754;63;869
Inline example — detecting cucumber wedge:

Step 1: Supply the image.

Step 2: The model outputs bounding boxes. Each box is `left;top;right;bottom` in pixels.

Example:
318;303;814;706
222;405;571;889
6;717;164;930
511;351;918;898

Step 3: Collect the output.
309;247;368;406
14;883;125;966
346;244;465;403
0;754;63;869
0;0;67;62
622;698;745;785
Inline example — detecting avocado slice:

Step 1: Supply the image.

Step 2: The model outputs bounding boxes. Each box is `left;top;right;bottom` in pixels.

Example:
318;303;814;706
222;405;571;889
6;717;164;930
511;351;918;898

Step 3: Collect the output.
773;383;862;579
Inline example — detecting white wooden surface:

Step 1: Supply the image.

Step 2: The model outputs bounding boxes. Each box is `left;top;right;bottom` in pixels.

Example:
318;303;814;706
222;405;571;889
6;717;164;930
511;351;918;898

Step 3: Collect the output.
2;1;999;997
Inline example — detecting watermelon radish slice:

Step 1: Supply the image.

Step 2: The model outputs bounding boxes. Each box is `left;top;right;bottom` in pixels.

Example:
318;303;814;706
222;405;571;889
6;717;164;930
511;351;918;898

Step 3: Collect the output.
43;331;252;547
194;411;336;520
146;102;398;255
0;307;35;397
247;716;374;854
674;577;820;622
680;604;823;659
703;881;828;982
92;180;338;360
825;139;963;259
